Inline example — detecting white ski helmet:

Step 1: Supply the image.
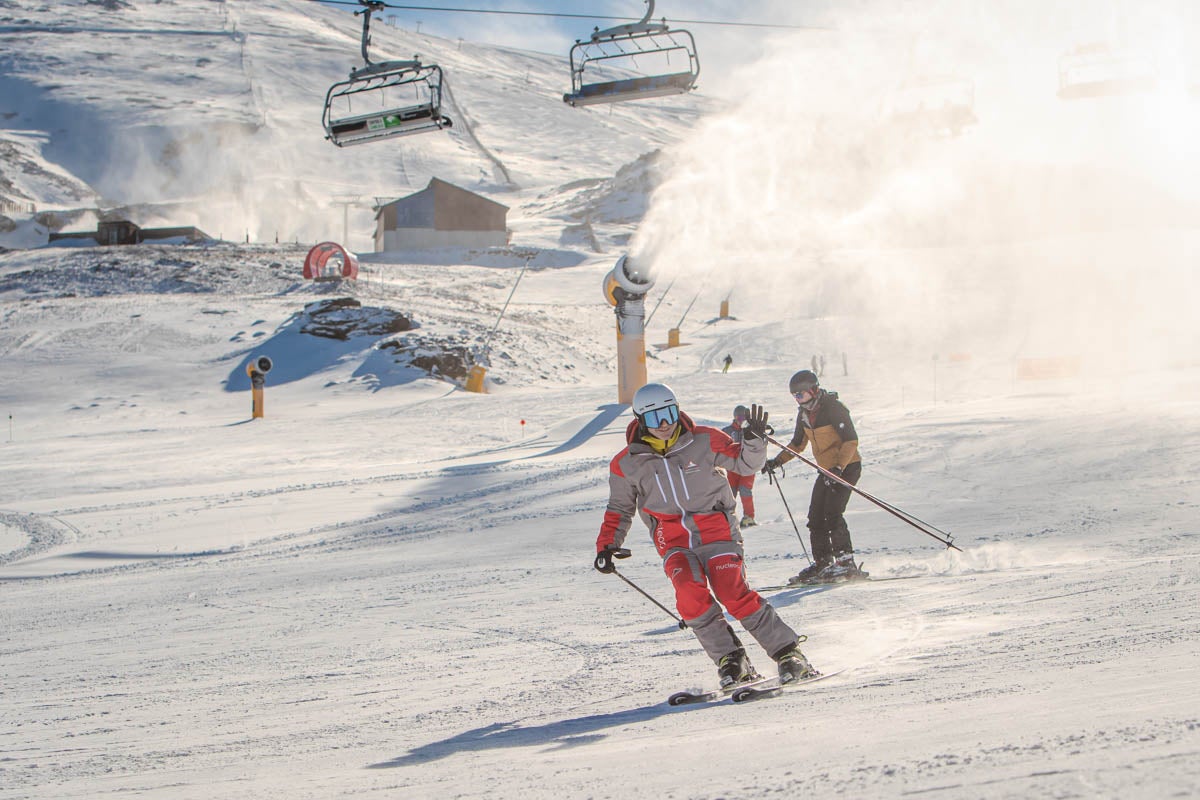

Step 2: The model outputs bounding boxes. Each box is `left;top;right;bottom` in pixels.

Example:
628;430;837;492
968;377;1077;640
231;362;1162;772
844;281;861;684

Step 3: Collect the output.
632;383;680;428
633;382;677;415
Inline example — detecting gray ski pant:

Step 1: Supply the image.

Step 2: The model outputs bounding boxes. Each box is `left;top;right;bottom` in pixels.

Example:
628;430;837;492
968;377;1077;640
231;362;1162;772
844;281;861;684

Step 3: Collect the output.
666;541;800;665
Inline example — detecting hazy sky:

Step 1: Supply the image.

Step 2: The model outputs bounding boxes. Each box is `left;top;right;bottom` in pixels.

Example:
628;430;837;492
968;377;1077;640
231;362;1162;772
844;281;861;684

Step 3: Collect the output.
320;0;828;86
341;1;816;47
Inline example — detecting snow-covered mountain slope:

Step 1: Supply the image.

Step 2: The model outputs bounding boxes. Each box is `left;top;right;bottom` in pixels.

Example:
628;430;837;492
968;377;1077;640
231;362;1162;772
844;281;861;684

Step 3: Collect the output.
0;0;709;249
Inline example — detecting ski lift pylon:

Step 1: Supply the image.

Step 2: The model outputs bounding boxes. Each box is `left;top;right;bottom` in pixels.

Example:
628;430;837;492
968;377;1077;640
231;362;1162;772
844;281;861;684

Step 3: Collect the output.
563;0;699;107
322;0;452;147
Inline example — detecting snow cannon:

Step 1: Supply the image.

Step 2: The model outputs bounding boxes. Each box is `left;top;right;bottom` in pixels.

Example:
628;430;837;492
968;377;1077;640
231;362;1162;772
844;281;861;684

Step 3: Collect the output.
602;255;656;404
249;356;273;376
609;254;655;297
246;355;273;418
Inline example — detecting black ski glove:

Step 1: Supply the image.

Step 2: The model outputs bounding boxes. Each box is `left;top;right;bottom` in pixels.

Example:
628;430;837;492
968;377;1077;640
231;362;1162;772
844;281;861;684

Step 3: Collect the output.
594;546;631;574
822;467;844;487
741;403;771;440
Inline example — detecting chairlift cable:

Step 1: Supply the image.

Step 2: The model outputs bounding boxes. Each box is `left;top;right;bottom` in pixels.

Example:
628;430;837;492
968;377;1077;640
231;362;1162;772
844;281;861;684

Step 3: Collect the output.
305;0;829;32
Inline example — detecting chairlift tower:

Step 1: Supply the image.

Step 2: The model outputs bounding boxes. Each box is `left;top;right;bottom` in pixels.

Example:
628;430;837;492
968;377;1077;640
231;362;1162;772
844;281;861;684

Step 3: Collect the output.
330;195;360;247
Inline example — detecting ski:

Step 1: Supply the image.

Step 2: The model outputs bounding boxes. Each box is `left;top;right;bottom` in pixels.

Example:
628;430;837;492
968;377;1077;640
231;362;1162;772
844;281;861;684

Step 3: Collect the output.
730;669;844;703
667;675;775;706
756;567;925;592
755;576;876;591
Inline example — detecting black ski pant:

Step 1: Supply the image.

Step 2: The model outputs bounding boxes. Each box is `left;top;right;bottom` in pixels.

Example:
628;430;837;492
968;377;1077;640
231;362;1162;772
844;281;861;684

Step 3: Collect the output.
806;461;862;563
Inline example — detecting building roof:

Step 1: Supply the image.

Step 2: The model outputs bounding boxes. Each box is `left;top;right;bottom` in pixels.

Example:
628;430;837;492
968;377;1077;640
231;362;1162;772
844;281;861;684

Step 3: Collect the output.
374;178;509;220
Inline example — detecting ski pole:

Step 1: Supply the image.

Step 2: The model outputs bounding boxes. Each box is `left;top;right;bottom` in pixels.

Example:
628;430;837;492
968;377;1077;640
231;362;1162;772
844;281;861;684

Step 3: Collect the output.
763;434;962;552
595;547;687;629
613;567;688;630
766;466;813;564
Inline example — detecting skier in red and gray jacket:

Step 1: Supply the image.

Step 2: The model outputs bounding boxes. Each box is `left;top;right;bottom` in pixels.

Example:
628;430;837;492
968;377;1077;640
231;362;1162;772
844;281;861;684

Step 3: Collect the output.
721;404;758;529
594;383;816;689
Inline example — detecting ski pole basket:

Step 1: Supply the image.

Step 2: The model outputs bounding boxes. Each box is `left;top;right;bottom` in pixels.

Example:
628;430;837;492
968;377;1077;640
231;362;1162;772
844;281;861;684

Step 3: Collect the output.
322;0;453;147
563;0;699;107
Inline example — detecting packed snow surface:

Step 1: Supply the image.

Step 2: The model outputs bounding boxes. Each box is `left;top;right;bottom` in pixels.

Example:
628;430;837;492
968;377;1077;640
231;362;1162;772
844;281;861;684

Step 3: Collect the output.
1;240;1198;799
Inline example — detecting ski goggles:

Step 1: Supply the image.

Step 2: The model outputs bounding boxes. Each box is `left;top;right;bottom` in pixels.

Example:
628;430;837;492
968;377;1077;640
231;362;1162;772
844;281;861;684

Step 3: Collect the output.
640;404;680;428
793;388;818;404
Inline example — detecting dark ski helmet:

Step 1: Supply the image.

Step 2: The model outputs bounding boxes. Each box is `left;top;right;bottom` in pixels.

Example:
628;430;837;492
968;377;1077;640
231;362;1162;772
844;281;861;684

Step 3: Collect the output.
790;369;822;409
789;370;819;395
734;405;750;418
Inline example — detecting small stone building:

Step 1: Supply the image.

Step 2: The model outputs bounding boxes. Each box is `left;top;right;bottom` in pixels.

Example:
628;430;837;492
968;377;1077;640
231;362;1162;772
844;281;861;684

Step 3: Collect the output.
374;178;508;252
49;219;210;246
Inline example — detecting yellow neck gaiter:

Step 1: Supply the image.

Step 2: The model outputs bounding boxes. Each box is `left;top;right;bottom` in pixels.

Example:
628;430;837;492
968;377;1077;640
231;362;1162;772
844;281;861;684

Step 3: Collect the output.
642;426;681;454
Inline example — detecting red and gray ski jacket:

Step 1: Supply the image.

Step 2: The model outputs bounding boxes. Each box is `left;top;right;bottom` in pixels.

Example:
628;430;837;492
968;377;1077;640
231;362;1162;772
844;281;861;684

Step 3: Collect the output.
596;412;767;556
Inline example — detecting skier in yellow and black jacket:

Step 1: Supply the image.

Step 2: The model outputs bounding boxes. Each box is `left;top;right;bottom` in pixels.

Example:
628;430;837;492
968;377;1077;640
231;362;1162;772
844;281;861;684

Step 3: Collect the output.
763;370;864;584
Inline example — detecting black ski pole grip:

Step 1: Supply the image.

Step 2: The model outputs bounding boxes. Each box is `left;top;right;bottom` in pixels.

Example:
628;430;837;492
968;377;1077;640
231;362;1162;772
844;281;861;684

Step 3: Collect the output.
594;547;631;574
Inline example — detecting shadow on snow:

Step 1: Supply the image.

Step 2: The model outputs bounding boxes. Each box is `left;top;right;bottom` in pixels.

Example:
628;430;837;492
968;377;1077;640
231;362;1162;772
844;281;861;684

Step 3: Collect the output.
221;322;431;392
368;700;714;768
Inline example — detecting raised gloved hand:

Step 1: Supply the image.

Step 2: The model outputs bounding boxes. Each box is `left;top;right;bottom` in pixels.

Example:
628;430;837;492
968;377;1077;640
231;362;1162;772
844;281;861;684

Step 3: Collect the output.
593;546;631;574
742;403;771;440
822;467;845;487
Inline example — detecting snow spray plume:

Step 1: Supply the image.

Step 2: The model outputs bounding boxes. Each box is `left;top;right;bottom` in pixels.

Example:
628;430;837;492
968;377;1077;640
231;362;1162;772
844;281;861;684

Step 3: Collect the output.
91;122;359;247
631;0;1200;374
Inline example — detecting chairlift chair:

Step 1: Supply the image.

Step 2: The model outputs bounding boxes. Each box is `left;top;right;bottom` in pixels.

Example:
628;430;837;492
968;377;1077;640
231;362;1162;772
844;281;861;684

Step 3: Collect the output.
563;0;699;107
1056;43;1157;100
322;0;453;147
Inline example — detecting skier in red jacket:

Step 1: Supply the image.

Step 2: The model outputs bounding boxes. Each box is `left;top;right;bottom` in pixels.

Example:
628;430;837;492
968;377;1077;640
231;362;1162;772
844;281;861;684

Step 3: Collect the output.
595;383;817;688
721;404;758;529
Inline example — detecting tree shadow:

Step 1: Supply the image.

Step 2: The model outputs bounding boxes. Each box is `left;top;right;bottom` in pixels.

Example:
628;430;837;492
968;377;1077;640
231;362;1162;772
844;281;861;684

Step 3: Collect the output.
368;700;697;768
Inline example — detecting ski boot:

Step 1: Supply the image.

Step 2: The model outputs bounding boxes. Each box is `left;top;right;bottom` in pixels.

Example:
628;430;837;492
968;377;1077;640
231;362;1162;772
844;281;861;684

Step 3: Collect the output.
739;516;757;529
817;552;861;582
787;558;831;586
774;642;819;684
717;648;761;689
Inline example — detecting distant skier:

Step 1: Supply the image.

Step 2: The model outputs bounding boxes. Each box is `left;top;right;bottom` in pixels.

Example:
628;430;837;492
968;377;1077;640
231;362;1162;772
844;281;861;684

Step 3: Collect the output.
722;354;733;374
594;383;816;688
762;370;864;584
721;405;758;529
